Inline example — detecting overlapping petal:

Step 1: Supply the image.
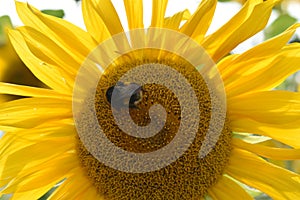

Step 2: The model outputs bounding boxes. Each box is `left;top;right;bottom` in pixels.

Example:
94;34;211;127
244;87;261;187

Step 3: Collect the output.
226;149;300;200
164;9;191;30
48;167;103;200
0;98;72;129
208;176;253;200
233;138;300;160
0;82;71;100
0;137;74;188
151;0;168;27
2;154;76;200
8;30;72;93
82;0;111;43
202;0;276;61
16;2;96;59
180;0;217;43
82;0;124;36
123;0;144;29
218;23;300;78
228;91;300;124
225;44;300;97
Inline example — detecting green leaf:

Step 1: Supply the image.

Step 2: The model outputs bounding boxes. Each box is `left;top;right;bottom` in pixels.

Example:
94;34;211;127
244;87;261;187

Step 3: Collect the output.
264;14;297;39
41;9;65;18
0;15;13;46
0;194;12;200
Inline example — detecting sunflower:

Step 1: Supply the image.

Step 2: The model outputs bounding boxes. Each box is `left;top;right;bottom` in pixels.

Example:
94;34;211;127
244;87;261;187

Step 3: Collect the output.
1;0;300;199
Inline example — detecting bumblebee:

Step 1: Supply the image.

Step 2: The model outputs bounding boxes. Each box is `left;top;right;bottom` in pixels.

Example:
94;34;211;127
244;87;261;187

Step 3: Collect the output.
105;82;143;110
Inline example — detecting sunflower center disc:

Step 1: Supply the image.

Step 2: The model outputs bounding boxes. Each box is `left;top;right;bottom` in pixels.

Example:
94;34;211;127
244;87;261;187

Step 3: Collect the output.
73;28;232;199
76;57;232;199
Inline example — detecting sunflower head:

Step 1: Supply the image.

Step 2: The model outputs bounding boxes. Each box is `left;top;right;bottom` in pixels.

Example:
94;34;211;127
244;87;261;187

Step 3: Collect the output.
0;0;300;199
71;28;232;199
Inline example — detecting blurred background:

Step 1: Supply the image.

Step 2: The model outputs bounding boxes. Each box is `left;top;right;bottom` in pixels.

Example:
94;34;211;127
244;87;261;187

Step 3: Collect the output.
0;0;300;199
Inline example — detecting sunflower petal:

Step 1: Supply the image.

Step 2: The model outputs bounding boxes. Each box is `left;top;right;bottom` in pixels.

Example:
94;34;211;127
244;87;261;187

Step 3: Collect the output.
180;0;217;43
151;0;168;27
123;0;144;29
17;26;81;76
231;118;300;148
219;23;300;78
232;138;300;160
0;98;72;128
49;167;103;200
83;0;123;36
202;0;275;61
208;176;253;200
82;0;111;43
2;154;76;199
164;9;191;30
8;30;71;93
225;43;300;97
16;28;75;88
226;148;300;200
0;123;75;160
0;138;74;188
16;2;95;58
228;91;300;124
0;82;70;100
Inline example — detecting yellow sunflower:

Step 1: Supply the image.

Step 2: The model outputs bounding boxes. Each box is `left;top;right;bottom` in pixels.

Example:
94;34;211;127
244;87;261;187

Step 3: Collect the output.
1;0;300;199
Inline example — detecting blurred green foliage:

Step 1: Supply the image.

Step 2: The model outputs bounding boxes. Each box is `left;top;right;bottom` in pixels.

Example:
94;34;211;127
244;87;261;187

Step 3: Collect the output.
264;14;297;39
41;9;65;18
0;15;12;46
0;194;11;200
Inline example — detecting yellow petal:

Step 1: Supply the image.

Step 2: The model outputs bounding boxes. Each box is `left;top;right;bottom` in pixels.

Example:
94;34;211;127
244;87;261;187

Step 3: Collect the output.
123;0;144;29
0;118;73;135
82;0;111;43
10;183;55;200
0;123;75;160
232;138;300;160
208;175;253;200
228;91;300;124
151;0;168;27
217;54;239;73
2;154;76;199
226;148;300;200
231;118;300;148
0;125;22;133
219;23;300;79
16;27;76;89
202;0;275;62
0;139;74;188
49;167;103;200
164;9;191;30
17;26;80;76
0;82;71;100
0;97;72;128
180;0;217;43
8;30;71;93
16;2;95;58
83;0;123;36
225;44;300;97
